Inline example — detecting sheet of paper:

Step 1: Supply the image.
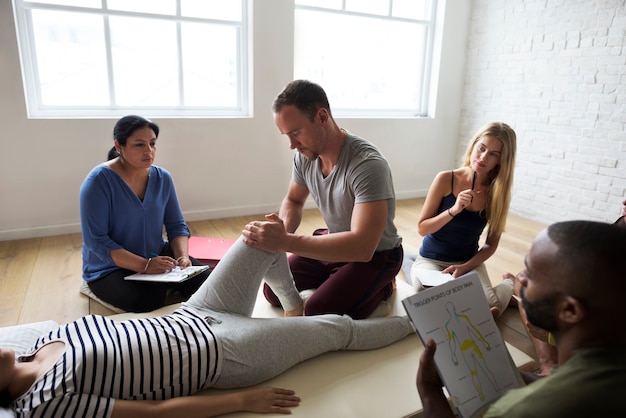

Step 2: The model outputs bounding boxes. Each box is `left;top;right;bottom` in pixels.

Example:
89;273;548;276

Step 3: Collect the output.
414;268;454;286
125;265;209;283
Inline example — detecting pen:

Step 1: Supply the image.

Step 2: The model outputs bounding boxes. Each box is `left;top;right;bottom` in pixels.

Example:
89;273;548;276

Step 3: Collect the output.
471;171;476;191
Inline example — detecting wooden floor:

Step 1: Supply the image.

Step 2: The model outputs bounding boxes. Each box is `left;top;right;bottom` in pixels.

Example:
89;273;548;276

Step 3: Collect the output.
0;198;546;365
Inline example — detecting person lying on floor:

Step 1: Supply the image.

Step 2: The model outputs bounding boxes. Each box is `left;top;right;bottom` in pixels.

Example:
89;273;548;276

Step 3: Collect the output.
416;220;626;418
0;237;414;417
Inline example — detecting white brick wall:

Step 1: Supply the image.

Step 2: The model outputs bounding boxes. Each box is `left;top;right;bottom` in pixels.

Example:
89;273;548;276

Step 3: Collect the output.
457;0;626;225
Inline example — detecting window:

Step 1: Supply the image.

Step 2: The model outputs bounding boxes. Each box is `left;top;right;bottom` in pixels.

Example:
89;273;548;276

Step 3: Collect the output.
12;0;248;118
294;0;437;117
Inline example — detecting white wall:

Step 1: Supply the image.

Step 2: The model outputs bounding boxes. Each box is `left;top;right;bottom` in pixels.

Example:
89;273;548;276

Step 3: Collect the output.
457;0;626;225
0;0;471;241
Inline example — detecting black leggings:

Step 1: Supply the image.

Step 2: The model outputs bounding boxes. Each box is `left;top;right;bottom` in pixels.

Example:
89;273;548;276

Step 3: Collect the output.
87;243;211;313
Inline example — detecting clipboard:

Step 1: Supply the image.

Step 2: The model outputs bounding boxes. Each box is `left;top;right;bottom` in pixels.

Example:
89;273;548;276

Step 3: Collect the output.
124;265;209;283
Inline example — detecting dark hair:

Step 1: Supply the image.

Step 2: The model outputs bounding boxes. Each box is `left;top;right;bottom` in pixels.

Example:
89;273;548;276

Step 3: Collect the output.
0;388;11;408
107;115;159;161
272;80;332;121
547;220;626;304
107;147;120;161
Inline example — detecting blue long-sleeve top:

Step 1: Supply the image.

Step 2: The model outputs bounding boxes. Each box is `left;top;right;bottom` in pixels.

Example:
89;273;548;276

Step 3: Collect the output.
80;164;190;282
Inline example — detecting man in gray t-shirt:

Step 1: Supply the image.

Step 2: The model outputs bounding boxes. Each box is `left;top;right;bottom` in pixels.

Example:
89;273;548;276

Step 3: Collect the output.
242;80;403;319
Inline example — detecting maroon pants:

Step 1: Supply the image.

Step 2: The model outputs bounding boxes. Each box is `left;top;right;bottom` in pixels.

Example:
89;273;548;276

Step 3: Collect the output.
263;244;403;319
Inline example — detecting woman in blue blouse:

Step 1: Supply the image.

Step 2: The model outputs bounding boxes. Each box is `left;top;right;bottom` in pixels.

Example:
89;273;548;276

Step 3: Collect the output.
80;115;210;312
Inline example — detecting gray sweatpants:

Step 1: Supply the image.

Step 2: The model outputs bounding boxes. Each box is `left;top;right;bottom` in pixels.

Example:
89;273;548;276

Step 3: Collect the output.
184;236;413;388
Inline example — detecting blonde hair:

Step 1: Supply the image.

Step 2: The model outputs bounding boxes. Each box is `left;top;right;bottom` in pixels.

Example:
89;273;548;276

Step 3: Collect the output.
462;122;517;237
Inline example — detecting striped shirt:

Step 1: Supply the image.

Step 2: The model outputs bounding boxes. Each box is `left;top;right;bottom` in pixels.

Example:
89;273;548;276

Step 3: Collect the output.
12;307;222;418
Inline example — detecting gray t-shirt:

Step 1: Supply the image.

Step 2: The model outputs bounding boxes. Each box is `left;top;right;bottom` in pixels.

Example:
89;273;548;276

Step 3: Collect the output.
292;132;401;251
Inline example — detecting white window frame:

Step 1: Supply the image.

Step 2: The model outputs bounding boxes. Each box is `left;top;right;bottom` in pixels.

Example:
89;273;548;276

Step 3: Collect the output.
294;0;438;118
12;0;249;119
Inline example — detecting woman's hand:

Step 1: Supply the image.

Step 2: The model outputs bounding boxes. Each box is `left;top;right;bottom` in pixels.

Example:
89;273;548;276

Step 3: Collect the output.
145;255;177;273
442;263;470;278
240;387;301;414
449;189;474;216
176;256;192;269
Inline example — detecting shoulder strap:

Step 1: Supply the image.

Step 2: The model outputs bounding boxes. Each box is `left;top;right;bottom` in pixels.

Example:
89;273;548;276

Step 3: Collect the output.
450;170;454;194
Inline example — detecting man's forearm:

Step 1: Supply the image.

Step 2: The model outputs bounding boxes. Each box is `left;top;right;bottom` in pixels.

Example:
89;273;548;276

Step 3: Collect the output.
283;231;376;262
279;200;303;234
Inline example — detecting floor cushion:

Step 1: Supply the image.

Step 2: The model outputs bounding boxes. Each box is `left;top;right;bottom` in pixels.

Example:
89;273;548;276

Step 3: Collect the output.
79;279;125;314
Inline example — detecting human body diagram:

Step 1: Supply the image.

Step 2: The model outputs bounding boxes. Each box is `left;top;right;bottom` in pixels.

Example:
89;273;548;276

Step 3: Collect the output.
445;301;500;401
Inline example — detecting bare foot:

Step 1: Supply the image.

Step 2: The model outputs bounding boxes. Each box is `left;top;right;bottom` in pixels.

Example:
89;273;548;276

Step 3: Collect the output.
503;271;521;307
284;302;304;317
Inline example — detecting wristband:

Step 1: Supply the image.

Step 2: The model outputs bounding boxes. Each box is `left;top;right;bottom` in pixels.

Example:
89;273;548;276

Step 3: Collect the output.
447;208;456;217
143;257;152;273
